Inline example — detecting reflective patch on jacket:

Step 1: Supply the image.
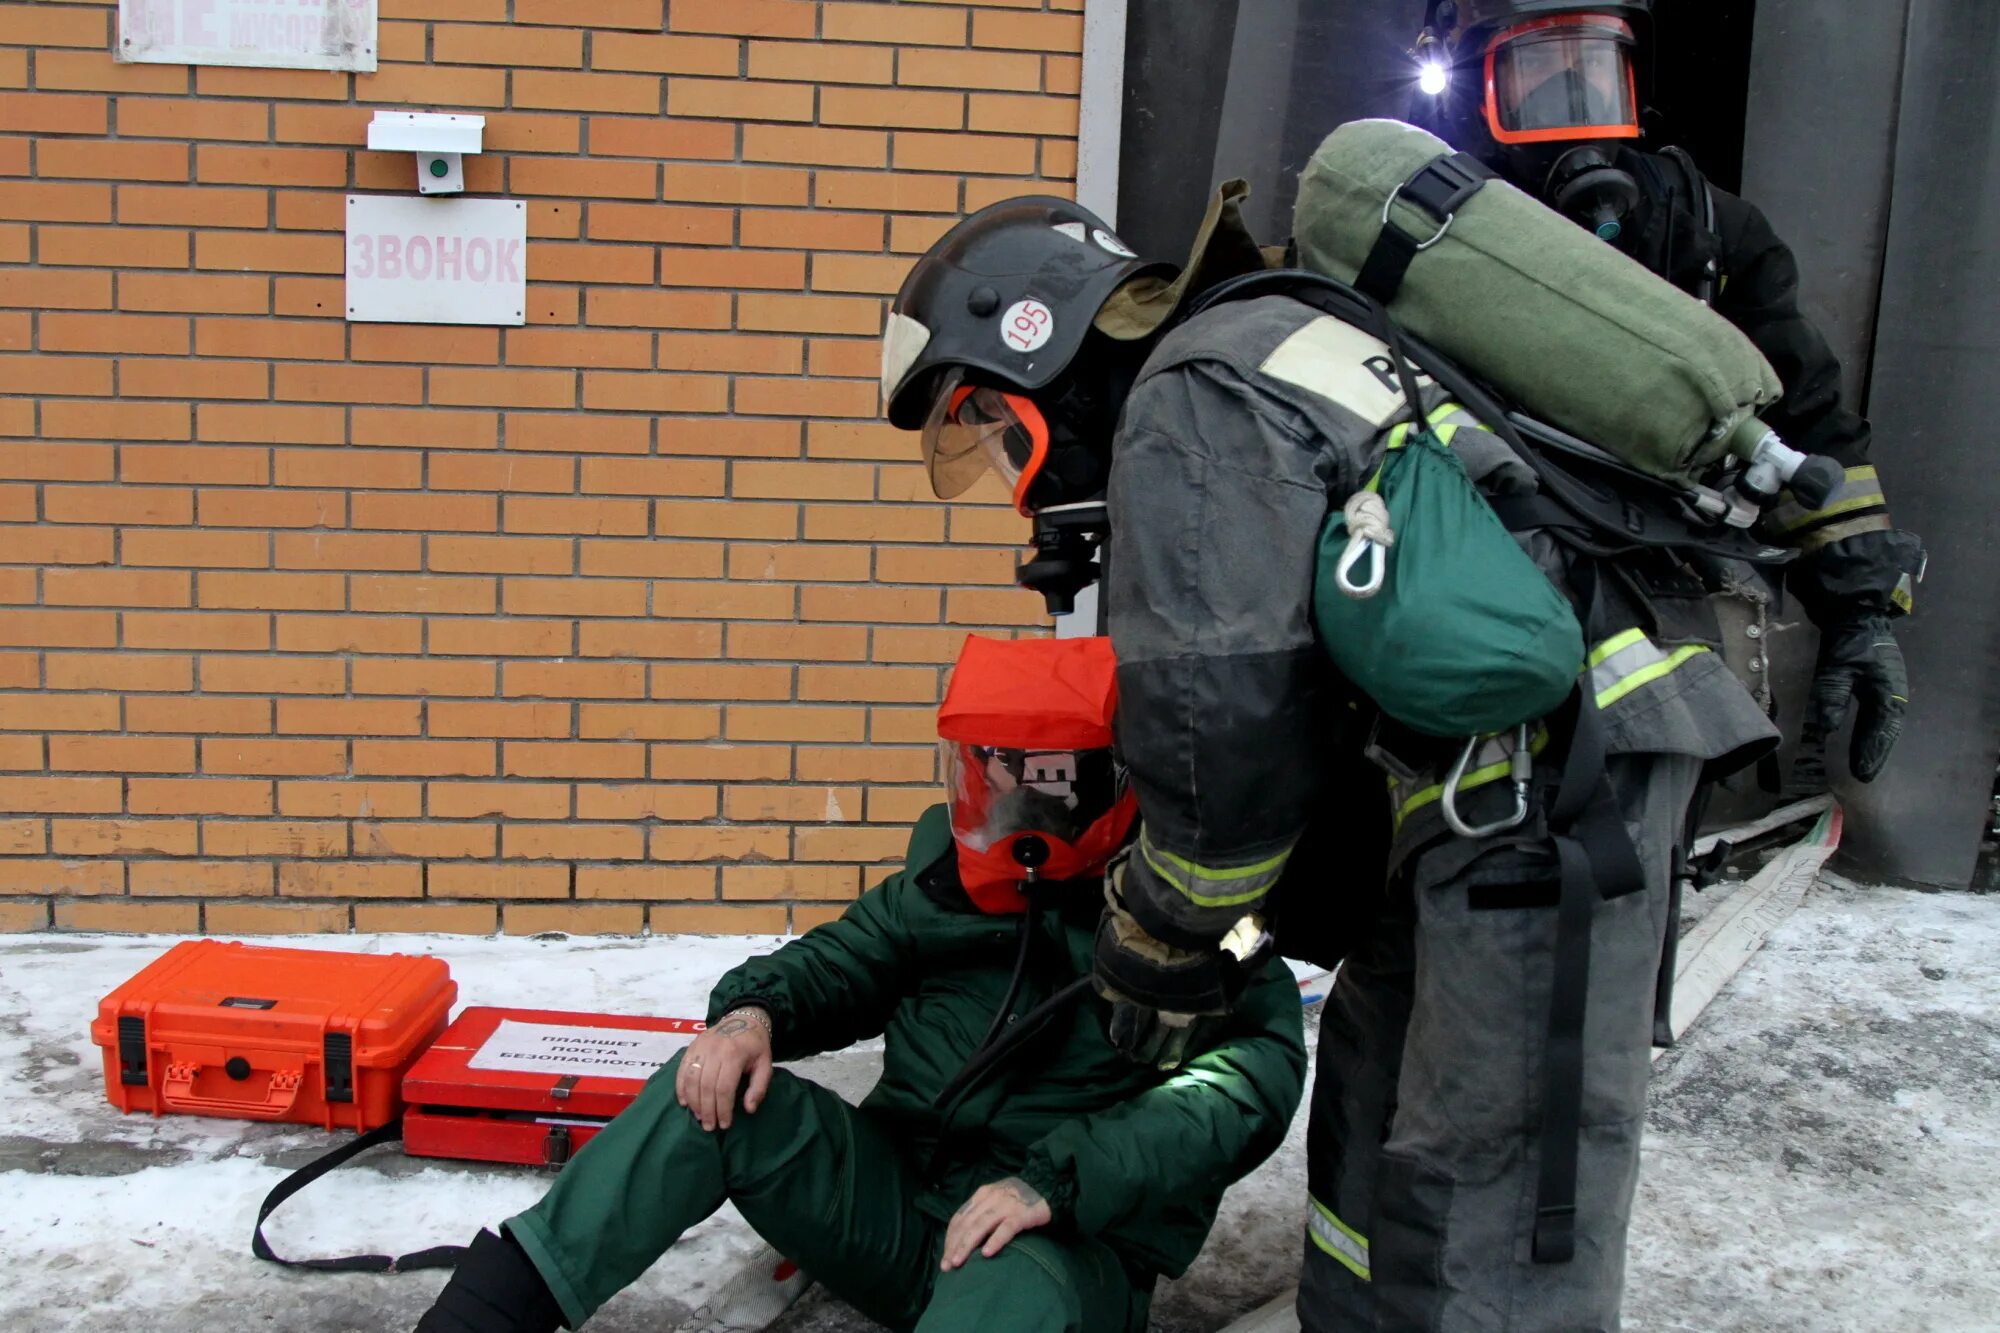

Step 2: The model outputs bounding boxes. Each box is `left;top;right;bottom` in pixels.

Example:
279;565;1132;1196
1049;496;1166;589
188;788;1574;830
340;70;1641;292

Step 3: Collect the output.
1387;628;1778;863
1136;825;1293;912
1586;626;1711;709
1258;315;1419;429
1307;1194;1371;1281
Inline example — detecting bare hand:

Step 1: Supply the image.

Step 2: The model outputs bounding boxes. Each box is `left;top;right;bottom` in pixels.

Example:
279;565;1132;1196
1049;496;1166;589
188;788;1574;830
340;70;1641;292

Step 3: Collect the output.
674;1007;773;1132
940;1177;1053;1271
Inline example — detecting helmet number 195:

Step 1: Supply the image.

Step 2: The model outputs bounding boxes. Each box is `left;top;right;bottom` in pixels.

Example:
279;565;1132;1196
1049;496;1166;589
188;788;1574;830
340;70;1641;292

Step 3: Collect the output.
1001;299;1055;353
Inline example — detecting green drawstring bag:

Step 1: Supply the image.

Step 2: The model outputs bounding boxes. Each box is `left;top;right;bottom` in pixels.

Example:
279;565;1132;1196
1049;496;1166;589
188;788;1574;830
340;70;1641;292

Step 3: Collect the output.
1314;421;1584;737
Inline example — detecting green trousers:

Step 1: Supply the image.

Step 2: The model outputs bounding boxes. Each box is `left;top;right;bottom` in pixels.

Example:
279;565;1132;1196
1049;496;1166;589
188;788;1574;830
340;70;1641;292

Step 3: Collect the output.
505;1052;1151;1332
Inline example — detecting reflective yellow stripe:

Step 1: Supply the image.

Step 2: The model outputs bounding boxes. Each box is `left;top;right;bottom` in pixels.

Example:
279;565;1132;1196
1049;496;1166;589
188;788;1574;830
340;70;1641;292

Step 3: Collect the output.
1595;643;1709;709
1370;413;1467;491
1586;626;1646;669
1776;488;1888;532
1796;511;1893;552
1392;727;1548;827
1138;830;1290;910
1775;464;1887;534
1307;1195;1371;1281
1397;755;1510;825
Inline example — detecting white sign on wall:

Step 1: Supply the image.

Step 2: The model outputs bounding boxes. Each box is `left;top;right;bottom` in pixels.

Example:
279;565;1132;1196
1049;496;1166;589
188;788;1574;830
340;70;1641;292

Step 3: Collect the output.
345;195;528;327
468;1021;698;1079
119;0;379;72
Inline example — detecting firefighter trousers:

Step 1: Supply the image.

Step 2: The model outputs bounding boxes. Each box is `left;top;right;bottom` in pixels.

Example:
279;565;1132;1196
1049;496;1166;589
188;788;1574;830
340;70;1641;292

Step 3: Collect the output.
1297;751;1700;1332
504;1052;1149;1333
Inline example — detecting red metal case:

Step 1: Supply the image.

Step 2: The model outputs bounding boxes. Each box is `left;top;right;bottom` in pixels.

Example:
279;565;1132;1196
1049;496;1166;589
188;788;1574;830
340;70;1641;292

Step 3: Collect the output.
91;940;456;1132
402;1006;703;1166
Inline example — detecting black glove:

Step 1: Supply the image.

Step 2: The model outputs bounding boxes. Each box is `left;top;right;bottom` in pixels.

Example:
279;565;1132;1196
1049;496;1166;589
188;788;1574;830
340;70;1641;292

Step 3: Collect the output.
1791;614;1906;789
1786;528;1922;791
1092;869;1270;1070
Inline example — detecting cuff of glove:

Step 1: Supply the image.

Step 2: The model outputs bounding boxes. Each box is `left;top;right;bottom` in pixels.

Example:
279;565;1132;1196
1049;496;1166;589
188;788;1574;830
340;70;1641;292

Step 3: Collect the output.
1094;920;1242;1016
1791;529;1924;622
1017;1154;1078;1226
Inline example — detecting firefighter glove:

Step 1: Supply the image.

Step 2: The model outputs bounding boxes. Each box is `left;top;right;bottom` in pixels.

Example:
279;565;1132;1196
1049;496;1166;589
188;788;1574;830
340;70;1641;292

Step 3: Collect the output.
1793;613;1907;789
1092;868;1268;1069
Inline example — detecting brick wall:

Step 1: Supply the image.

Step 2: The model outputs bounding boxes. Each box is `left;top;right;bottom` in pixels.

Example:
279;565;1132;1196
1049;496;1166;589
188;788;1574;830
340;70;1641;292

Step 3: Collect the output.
0;0;1084;937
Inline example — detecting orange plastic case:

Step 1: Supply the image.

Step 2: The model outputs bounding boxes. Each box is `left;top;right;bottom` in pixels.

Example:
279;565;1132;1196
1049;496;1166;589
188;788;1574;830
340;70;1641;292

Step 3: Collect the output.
402;1007;703;1166
91;940;457;1132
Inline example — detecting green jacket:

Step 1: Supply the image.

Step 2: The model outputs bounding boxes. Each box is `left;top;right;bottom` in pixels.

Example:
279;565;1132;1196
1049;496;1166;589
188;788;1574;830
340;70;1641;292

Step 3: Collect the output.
707;805;1307;1279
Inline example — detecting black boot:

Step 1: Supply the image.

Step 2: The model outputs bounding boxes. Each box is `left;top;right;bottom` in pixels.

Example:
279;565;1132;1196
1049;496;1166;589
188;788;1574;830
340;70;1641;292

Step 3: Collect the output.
414;1228;567;1333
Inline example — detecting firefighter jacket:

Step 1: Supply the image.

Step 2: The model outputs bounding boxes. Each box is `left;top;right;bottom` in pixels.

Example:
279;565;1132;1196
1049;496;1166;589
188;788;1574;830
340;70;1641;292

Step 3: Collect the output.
1103;293;1781;951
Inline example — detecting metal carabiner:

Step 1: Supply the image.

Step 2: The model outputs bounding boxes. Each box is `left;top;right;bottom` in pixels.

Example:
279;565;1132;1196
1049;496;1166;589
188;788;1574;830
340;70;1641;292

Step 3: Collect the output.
1334;532;1386;599
1440;724;1534;839
1381;182;1457;251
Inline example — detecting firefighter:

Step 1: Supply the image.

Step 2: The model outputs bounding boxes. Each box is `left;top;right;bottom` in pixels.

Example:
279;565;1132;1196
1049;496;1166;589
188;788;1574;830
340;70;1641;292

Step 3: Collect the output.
881;166;1916;1327
1411;0;1922;797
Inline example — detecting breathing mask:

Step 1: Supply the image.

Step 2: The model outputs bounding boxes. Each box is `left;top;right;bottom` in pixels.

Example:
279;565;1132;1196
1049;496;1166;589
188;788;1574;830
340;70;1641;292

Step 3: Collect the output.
936;635;1137;914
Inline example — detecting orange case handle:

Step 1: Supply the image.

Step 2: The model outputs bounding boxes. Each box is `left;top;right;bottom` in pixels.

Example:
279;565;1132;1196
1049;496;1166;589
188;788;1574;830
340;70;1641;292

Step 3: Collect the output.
161;1063;305;1119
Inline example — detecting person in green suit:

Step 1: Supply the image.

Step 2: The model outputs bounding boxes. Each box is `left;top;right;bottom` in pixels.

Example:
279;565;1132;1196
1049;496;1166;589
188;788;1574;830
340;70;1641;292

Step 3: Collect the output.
417;639;1306;1333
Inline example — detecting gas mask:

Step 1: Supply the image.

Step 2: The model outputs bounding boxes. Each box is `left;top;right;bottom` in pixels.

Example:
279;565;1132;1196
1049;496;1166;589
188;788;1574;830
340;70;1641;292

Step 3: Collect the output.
919;355;1134;616
936;635;1137;914
1417;8;1645;242
1534;142;1642;242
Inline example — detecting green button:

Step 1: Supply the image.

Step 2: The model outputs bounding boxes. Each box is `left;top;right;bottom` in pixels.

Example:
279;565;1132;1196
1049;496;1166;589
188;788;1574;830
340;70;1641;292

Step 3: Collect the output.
429;158;450;178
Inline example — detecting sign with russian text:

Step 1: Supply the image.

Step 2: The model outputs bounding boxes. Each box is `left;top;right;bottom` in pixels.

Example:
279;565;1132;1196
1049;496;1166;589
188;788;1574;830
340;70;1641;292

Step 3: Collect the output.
468;1020;699;1079
119;0;379;72
345;195;527;327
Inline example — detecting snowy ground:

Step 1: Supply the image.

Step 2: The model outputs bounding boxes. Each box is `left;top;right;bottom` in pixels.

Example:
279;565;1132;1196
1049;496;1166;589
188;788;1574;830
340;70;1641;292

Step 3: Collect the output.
1;878;1994;1332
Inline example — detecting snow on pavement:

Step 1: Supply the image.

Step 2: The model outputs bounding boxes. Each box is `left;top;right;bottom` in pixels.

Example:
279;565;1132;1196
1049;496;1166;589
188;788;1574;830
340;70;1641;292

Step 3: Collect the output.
1627;880;2000;1332
1;880;1995;1331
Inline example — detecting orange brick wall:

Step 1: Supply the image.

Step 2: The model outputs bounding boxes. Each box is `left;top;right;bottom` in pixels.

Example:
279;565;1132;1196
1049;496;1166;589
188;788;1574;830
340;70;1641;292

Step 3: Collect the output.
0;0;1085;937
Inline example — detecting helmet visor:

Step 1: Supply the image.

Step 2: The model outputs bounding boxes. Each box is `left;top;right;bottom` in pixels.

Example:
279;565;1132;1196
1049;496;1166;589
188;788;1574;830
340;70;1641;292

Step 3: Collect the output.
919;373;1051;507
944;739;1126;854
1486;16;1639;144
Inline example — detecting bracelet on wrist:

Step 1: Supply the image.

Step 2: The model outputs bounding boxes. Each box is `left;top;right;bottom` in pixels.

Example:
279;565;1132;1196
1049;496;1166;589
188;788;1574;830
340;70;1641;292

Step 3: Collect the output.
723;1005;774;1039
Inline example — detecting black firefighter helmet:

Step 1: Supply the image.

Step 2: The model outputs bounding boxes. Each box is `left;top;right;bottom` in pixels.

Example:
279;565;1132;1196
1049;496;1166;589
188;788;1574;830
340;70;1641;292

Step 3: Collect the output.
881;196;1172;511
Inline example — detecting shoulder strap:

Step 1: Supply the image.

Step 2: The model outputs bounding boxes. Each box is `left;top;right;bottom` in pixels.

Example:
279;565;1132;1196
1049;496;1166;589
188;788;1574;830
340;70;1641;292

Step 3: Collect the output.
1648;146;1720;304
1657;146;1715;233
251;1118;467;1274
1353;151;1493;306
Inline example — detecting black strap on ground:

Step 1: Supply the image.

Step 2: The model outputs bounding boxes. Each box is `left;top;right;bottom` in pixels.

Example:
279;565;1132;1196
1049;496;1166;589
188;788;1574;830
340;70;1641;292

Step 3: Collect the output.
251;1117;466;1274
1353;151;1491;304
1533;688;1645;1264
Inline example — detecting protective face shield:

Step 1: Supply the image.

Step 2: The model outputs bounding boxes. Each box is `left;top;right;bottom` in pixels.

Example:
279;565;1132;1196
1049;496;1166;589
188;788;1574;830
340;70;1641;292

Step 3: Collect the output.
919;369;1051;513
1483;14;1640;147
912;360;1123;614
945;741;1127;863
936;635;1138;915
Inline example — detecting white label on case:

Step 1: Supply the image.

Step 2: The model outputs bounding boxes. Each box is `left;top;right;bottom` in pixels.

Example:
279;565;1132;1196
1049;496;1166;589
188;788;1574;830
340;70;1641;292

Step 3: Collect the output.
467;1020;698;1078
